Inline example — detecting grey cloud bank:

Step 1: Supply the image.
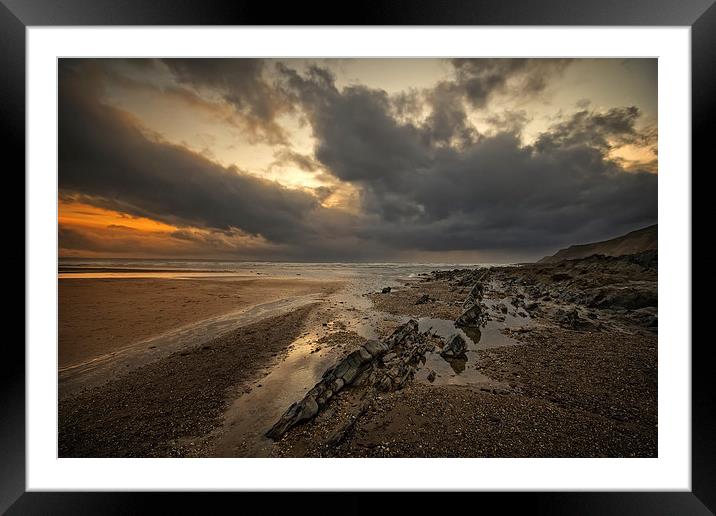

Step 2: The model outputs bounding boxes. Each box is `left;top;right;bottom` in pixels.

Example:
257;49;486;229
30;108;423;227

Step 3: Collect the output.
58;58;658;262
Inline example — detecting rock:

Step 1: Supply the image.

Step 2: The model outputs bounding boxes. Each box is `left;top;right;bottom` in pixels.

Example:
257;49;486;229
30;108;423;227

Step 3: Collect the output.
334;347;372;384
397;366;416;389
265;396;319;439
456;304;488;328
316;389;333;405
265;319;425;440
441;334;468;359
385;319;420;347
378;375;393;391
497;303;508;313
457;268;489;287
363;339;389;357
626;308;658;329
352;368;374;387
382;352;397;363
586;286;657;310
332;378;345;392
298;396;319;419
427;370;437;382
462;281;485;309
554;308;594;331
381;287;392;294
415;294;431;305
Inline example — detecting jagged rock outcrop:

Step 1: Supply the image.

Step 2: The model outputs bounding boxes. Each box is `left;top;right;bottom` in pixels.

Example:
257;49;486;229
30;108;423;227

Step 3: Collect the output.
374;330;435;391
266;319;432;440
454;270;490;328
456;304;486;327
462;281;485;309
456;286;489;329
440;334;467;359
457;268;488;287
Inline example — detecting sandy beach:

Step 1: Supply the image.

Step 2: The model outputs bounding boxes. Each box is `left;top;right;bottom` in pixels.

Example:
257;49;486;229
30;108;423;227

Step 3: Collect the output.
59;303;320;457
58;252;656;458
59;276;339;369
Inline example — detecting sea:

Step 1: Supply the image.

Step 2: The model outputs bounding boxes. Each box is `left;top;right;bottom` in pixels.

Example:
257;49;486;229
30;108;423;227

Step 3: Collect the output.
58;258;503;281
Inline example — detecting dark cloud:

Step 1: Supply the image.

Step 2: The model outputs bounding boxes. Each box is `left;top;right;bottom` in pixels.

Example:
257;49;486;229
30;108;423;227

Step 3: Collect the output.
280;63;657;255
535;106;656;152
451;58;573;109
483;110;531;135
59;61;324;246
390;88;423;121
279;64;430;188
59;58;657;261
161;58;293;144
421;81;478;147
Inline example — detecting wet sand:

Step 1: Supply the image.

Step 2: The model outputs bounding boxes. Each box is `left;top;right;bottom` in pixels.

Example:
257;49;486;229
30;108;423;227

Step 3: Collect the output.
59;277;338;369
59;304;320;457
58;254;657;458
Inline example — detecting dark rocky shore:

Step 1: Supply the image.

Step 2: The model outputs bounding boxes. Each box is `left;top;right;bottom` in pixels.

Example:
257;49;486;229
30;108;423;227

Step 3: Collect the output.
271;251;657;457
59;251;657;458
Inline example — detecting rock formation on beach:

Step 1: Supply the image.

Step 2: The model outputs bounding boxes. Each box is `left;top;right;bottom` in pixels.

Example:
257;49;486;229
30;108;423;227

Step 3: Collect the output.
266;319;435;439
266;266;504;440
271;248;657;457
440;334;468;359
455;273;489;328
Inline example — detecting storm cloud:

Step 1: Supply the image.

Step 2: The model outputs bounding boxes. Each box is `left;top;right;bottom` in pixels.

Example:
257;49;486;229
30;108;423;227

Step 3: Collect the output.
535;106;656;152
161;58;294;144
59;61;325;245
279;62;657;252
451;58;573;109
58;58;658;261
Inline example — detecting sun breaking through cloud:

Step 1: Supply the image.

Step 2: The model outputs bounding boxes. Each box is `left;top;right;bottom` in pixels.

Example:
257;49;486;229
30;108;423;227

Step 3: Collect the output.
59;58;657;262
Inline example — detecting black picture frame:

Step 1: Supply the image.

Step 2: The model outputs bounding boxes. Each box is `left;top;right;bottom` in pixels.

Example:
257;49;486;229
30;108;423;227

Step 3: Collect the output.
4;0;709;513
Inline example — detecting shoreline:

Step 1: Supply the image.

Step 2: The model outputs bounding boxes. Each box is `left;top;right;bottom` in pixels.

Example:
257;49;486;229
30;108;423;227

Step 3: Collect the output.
58;254;657;458
59;276;341;369
59;303;323;457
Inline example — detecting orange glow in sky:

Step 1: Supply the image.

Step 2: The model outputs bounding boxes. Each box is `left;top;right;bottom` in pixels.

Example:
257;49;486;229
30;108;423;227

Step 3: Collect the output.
59;200;178;233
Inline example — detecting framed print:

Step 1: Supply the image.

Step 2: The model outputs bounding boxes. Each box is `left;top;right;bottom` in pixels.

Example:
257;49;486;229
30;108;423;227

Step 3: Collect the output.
5;0;710;512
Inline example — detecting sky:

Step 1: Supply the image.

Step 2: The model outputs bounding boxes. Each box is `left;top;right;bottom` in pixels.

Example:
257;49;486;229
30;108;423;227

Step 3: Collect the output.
58;58;657;263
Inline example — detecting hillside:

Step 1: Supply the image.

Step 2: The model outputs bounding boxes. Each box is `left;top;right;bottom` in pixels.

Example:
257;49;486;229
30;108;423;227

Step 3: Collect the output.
539;224;657;263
